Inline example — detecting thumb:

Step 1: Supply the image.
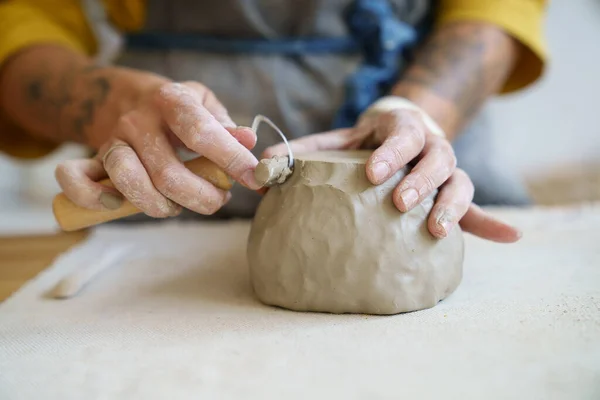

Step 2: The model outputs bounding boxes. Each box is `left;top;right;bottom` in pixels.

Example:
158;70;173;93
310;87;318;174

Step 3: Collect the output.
261;128;358;159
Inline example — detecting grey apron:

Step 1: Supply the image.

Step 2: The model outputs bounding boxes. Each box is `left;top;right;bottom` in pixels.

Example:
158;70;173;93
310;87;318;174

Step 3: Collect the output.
114;0;530;220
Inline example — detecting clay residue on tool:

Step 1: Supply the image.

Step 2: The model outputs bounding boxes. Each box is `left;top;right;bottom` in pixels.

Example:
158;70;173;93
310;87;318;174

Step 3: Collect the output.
247;150;465;315
254;155;292;187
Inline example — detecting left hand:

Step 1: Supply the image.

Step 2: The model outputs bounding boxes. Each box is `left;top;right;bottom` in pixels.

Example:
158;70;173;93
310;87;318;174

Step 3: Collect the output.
262;108;521;243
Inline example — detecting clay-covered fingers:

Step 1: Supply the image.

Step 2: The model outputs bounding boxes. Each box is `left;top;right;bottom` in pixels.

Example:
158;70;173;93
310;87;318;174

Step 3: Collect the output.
262;128;356;159
100;139;181;218
55;158;119;211
156;83;260;189
365;110;427;186
112;113;232;216
459;204;522;243
427;168;474;238
392;134;457;212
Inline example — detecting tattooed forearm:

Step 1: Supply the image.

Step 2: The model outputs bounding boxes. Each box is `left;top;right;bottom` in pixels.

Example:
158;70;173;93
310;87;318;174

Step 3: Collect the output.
70;74;111;140
0;45;123;146
21;61;111;142
392;22;520;139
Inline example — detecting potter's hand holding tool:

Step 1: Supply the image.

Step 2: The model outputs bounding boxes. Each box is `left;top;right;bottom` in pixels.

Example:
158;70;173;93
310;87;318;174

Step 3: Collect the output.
1;47;262;227
31;66;263;226
263;23;523;245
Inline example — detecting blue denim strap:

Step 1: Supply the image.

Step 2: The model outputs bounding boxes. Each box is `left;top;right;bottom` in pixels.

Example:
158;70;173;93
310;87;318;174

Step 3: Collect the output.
331;0;418;128
126;33;361;55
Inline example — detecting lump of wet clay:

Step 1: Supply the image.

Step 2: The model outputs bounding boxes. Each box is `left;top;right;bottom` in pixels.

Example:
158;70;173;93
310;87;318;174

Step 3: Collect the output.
247;150;464;315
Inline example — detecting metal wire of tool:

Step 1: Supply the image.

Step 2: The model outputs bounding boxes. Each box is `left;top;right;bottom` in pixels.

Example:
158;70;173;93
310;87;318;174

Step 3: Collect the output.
251;115;294;168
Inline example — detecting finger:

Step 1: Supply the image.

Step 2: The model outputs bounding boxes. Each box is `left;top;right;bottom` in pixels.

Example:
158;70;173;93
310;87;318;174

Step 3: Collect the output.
365;110;426;185
426;168;474;239
459;204;522;243
262;128;356;159
392;136;456;212
101;138;181;218
120;114;232;215
55;158;120;211
164;126;256;153
227;126;257;150
183;82;258;150
156;83;260;189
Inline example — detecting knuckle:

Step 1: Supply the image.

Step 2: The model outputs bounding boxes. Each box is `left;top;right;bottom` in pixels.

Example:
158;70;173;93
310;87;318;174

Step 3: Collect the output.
54;161;72;183
152;165;181;197
103;146;134;172
454;167;469;180
202;88;217;103
201;199;220;215
383;110;425;146
421;173;437;193
55;162;95;207
204;195;225;215
154;82;187;107
447;148;458;170
197;187;224;215
223;149;244;172
406;124;426;147
114;113;138;139
438;138;456;157
439;143;457;172
116;113;134;130
456;168;475;191
386;143;408;167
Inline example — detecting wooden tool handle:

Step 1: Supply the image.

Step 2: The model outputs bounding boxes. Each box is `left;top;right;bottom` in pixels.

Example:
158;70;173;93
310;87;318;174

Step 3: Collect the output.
53;157;232;232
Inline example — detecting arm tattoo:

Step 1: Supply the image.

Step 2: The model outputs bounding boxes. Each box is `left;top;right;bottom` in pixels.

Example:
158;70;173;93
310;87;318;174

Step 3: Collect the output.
22;63;112;142
394;23;518;135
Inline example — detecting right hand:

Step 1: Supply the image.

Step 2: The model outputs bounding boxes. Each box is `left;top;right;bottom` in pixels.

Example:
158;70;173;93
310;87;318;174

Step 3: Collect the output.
55;80;261;218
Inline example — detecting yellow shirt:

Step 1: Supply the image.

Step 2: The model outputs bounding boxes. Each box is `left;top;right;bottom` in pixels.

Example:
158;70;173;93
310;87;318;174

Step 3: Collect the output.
0;0;548;158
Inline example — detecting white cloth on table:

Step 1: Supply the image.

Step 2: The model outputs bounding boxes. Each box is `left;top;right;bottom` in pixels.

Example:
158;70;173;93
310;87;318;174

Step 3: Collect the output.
1;205;599;399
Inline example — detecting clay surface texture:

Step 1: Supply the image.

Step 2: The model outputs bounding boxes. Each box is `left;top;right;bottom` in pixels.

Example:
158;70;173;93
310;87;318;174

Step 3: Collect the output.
247;150;465;315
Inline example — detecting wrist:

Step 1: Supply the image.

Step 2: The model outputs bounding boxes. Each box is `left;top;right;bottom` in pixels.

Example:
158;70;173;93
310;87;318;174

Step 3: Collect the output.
359;95;446;138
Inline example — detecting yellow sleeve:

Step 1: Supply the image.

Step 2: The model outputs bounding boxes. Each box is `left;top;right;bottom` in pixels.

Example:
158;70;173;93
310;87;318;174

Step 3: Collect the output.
0;0;98;66
437;0;548;93
0;0;99;159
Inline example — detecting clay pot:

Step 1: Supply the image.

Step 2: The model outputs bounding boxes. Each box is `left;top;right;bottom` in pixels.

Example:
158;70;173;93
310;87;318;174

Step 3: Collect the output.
247;150;464;315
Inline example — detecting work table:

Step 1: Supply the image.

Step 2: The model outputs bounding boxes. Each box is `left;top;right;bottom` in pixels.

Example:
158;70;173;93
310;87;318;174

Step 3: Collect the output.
1;205;598;399
0;231;87;301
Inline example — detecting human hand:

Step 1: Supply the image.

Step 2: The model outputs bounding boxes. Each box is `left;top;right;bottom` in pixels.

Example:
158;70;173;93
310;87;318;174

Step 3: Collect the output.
55;79;261;218
263;99;521;243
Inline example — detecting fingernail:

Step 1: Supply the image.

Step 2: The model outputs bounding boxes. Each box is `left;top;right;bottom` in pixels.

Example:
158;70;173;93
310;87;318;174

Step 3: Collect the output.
399;188;418;210
99;192;123;210
224;192;232;204
435;210;455;237
372;162;390;182
241;169;261;190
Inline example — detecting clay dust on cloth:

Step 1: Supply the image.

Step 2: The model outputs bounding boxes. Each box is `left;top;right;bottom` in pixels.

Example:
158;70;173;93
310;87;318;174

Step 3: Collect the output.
1;205;599;399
